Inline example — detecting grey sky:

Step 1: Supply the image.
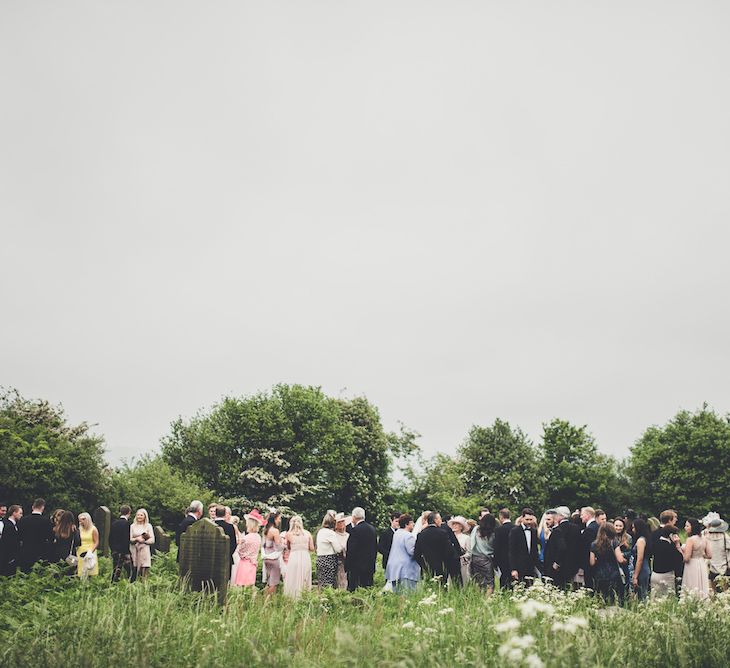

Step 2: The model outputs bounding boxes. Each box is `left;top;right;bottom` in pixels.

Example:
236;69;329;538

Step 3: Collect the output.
2;2;729;468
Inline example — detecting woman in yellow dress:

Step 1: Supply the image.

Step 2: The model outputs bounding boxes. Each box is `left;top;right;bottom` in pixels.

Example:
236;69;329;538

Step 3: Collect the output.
77;512;99;577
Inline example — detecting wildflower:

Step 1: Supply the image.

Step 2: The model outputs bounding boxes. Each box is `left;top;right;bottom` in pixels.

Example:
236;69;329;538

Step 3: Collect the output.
518;599;555;619
402;621;415;629
565;616;589;629
438;607;454;615
494;618;521;633
422;627;437;634
525;654;545;668
418;592;438;606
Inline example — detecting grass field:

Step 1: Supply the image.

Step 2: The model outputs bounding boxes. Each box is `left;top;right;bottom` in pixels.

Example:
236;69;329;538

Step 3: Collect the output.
1;552;728;668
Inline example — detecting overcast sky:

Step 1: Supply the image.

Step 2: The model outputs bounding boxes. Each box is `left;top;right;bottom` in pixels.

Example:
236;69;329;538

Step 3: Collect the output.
2;2;729;468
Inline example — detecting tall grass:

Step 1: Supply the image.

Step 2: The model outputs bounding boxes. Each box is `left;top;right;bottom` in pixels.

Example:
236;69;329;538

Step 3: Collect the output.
1;553;729;667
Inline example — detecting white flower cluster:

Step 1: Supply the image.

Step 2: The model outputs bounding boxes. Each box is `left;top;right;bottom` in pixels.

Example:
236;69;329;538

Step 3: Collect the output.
494;618;521;634
497;634;543;666
437;607;454;615
417;592;438;606
551;615;589;633
517;599;556;619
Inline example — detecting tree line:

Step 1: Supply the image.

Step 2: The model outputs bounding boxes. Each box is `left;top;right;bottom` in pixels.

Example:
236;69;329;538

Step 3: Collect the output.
1;386;728;529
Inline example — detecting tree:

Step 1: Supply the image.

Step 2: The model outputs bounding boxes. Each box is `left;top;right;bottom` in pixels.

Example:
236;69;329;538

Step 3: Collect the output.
107;455;213;529
0;388;108;512
628;405;730;517
540;418;625;516
161;385;398;525
459;419;545;512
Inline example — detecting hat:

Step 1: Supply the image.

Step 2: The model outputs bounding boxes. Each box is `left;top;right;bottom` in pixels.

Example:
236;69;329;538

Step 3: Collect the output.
548;506;570;518
708;518;729;533
244;508;266;526
334;512;346;522
449;516;469;532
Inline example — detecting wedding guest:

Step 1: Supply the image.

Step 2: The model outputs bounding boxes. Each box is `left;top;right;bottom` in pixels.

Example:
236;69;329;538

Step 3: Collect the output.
448;516;471;585
378;512;400;572
208;503;218;521
493;509;514;590
385;514;420;592
466;519;477;535
52;510;79;571
175;500;203;561
579;507;599;589
681;518;711;600
334;512;349;589
130;508;155;579
76;512;99;578
537;512;553;570
413;512;451;585
345;507;377;591
214;505;237;567
509;508;540;585
706;516;730;592
0;505;22;576
412;511;430;539
283;515;314;598
470;513;496;593
109;505;132;582
595;510;607;526
235;511;265;587
316;513;344;589
613;517;633;592
651;525;683;599
262;511;283;594
630;518;651;601
589;523;626;604
18;498;53;572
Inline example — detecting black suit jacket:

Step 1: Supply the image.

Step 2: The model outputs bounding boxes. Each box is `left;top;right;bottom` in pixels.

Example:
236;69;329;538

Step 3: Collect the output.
346;521;377;574
493;521;513;570
18;513;54;569
214;519;237;564
0;520;21;575
109;517;131;554
508;525;540;579
544;520;582;584
581;520;599;577
377;527;395;571
175;514;198;561
414;525;451;578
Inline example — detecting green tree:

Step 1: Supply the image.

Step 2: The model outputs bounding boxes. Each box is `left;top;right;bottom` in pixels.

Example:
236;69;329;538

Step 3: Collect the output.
107;455;213;529
459;419;545;512
161;385;397;525
540;418;625;516
0;388;108;512
628;405;730;517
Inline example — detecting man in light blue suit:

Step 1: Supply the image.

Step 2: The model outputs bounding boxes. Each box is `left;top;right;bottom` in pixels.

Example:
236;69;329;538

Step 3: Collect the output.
384;514;421;592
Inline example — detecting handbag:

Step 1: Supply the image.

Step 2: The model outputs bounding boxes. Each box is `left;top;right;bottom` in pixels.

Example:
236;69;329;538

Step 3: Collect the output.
65;538;78;567
82;549;97;574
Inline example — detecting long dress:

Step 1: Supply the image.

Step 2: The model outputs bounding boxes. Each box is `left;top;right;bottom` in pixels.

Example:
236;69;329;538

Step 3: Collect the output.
334;530;349;589
234;533;260;586
76;526;98;577
283;531;313;598
682;537;710;600
456;532;471;585
130;523;155;571
262;533;283;587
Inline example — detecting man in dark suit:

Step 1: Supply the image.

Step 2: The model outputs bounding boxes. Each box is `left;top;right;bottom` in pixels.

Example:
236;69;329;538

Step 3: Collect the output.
109;505;132;582
509;508;540;585
579;506;600;589
176;500;203;561
439;515;464;586
214;504;237;568
544;506;582;587
493;508;514;590
414;512;452;585
0;505;23;576
345;506;377;591
377;512;400;572
18;498;54;573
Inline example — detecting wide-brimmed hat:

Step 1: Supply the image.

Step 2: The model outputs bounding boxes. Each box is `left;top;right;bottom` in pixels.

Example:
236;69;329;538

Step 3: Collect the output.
708;518;729;533
449;516;469;532
244;508;266;526
334;512;346;522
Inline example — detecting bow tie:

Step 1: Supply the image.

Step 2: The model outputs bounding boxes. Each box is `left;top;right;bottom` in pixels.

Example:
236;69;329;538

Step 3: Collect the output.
523;527;531;531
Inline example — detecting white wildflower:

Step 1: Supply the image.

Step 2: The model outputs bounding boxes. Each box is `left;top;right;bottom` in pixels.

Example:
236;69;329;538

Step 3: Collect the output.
402;621;415;629
438;607;455;615
422;627;437;635
507;647;523;662
525;654;545;668
418;592;438;606
566;616;589;629
494;618;521;633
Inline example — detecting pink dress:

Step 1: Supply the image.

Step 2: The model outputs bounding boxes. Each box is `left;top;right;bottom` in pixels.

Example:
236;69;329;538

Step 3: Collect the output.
234;533;261;586
682;537;710;600
283;531;313;598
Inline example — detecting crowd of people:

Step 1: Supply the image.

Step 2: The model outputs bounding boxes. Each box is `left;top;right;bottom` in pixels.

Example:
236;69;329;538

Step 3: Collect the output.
2;497;729;606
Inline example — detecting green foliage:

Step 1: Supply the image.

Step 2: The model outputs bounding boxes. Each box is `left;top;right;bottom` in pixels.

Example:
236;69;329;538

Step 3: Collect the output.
628;405;730;517
107;455;213;529
161;385;396;525
459;419;546;512
540;418;627;516
0;388;108;512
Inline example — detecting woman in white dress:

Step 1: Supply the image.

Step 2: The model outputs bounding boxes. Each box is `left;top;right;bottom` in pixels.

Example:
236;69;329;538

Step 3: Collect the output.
334;513;350;589
449;516;471;585
283;516;315;598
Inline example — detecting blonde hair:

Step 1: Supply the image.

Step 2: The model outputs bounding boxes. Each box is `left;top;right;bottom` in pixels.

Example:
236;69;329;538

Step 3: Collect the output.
134;508;150;525
78;512;95;530
288;515;304;535
246;518;260;533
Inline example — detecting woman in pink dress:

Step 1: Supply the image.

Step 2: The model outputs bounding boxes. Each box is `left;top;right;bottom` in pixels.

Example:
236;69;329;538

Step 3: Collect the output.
682;517;712;599
234;512;264;587
283;515;314;598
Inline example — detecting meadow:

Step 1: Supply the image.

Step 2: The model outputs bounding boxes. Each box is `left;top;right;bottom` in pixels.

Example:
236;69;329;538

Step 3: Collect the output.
1;552;729;668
